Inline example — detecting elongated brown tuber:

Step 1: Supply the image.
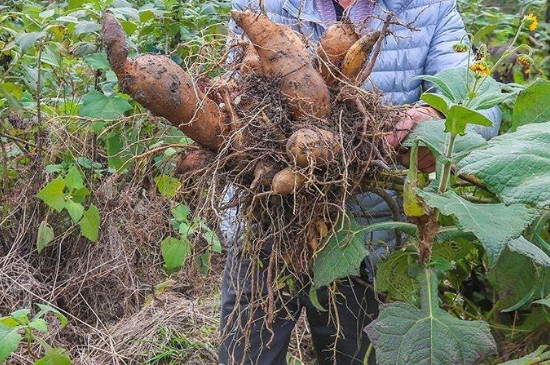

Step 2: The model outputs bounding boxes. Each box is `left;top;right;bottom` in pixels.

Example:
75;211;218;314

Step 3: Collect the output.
102;13;227;151
317;23;359;85
286;128;341;167
231;10;330;120
272;168;307;195
341;30;381;81
175;146;216;175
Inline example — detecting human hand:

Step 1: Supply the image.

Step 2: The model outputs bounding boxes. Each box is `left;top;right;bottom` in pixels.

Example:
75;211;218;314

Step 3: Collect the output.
386;107;442;173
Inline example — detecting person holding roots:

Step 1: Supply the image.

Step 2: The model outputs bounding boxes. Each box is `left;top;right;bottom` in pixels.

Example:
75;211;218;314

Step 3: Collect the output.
218;0;502;364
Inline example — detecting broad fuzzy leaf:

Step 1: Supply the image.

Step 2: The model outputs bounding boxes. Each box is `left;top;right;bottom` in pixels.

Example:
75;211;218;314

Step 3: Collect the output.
507;236;550;267
419;191;537;266
458;121;550;208
512;79;550;131
366;269;497;365
312;216;418;289
404;120;487;162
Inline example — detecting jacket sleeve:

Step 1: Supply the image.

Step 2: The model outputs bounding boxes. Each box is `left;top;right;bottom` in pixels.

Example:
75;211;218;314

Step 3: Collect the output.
424;0;501;139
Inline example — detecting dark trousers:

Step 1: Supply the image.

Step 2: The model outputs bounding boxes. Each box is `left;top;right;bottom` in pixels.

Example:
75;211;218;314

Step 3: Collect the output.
218;246;379;365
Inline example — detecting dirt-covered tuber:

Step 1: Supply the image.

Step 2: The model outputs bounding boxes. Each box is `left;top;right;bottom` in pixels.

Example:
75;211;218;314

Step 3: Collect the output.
102;13;228;151
231;10;331;120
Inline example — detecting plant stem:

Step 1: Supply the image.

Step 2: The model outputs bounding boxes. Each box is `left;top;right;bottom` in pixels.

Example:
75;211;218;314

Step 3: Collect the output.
438;133;457;193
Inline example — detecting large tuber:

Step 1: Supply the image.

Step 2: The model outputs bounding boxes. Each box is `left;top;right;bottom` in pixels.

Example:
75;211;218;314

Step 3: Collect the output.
286;128;341;167
231;10;330;120
317;23;359;86
102;13;227;151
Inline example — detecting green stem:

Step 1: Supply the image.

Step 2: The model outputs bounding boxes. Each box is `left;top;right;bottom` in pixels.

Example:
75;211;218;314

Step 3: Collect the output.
438;133;457;193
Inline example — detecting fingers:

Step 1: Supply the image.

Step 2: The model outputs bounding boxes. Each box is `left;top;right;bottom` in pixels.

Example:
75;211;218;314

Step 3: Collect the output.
387;118;416;147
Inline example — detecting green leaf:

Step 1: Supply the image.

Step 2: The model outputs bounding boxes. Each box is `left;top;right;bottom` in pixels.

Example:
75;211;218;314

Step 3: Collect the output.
79;204;100;242
512;79;550;131
404;120;487;162
312;216;418;289
74;20;102;36
418;190;537;266
446;105;492;136
161;236;190;273
37;176;66;212
35;304;68;328
65;165;84;190
16;32;47;53
84;52;110;70
421;93;450;115
365;269;497;365
457;122;550;208
37;220;55;253
375;251;418;303
79;90;132;120
28;318;48;333
72;187;90;204
0;323;22;363
154;174;181;199
34;347;71;365
487;249;549;311
507;236;550;267
201;227;222;253
172;204;190;222
417;68;506;109
499;346;550;365
533;299;550;308
65;200;84;223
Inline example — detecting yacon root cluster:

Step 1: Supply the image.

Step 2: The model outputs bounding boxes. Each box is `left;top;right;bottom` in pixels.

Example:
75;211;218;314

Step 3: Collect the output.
102;11;401;277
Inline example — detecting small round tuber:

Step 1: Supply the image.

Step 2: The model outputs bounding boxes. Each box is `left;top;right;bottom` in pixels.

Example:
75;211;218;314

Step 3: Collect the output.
272;168;308;195
286;128;341;167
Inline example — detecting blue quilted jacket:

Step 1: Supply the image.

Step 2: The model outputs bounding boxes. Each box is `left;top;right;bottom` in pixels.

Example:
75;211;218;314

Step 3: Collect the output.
224;0;502;267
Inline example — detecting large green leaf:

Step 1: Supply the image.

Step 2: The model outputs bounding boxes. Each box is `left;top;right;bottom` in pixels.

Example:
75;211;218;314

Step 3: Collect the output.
79;90;132;120
312;216;418;289
512;79;550;131
79;204;100;242
458;122;550;208
37;176;66;212
419;190;537;266
154;174;182;199
417;68;506;109
404;120;487;161
366;269;497;365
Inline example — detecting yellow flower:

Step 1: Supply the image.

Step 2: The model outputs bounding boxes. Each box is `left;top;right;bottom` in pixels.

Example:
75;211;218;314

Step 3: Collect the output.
524;13;539;31
470;60;491;77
